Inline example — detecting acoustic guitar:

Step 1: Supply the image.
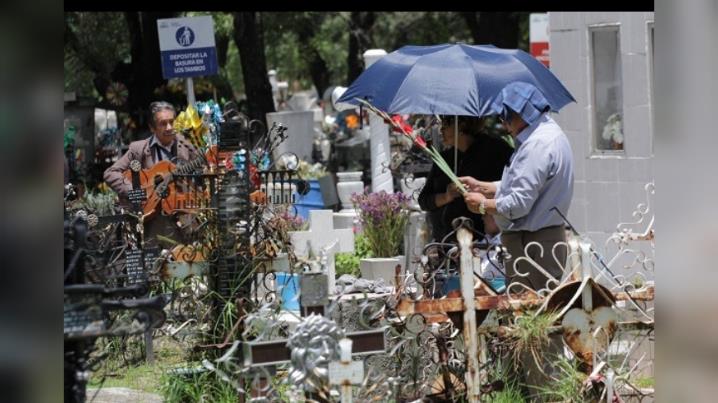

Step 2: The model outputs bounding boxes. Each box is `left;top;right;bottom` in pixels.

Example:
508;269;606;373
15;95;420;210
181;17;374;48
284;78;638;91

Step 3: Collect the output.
124;155;208;220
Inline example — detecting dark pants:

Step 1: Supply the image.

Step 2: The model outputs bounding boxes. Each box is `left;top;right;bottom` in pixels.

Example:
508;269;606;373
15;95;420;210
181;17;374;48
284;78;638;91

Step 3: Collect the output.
502;225;568;292
501;225;568;402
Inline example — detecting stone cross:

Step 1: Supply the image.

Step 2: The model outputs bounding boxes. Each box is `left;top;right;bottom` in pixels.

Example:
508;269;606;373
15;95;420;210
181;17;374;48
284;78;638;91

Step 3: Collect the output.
289;209;354;294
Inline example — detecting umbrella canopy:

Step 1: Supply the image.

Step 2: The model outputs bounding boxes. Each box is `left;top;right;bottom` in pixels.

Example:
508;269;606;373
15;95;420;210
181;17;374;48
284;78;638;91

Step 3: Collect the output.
337;43;575;117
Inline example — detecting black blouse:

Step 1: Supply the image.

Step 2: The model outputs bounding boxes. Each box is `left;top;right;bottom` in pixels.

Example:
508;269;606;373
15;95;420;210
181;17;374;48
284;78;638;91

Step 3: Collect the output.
418;134;514;241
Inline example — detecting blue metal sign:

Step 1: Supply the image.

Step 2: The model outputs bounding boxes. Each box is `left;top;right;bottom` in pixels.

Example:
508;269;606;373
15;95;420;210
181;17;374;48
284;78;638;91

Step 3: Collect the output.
157;16;218;79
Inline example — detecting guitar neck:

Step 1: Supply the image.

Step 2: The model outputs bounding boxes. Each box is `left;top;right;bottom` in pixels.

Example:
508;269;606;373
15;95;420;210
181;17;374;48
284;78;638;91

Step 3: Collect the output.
175;154;207;176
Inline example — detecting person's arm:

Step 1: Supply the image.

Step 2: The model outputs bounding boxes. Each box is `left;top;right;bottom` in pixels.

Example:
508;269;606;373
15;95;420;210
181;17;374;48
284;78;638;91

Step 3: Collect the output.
465;142;551;219
434;185;460;208
418;165;460;211
464;192;499;215
103;148;135;196
458;176;497;197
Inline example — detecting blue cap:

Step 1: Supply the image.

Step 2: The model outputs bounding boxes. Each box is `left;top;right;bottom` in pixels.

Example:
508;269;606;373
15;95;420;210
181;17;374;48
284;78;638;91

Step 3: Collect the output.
492;82;551;125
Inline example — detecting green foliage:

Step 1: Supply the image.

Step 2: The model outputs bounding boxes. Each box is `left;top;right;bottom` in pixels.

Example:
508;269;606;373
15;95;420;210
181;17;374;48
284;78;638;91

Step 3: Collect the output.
483;382;526;403
71;189;118;216
89;362;162;394
65;11;530;102
335;233;372;277
507;310;559;370
64;12;131;97
270;372;294;402
262;12;350;91
373;12;473;51
160;368;238;403
352;191;410;257
635;376;655;389
531;354;587;402
88;335;187;394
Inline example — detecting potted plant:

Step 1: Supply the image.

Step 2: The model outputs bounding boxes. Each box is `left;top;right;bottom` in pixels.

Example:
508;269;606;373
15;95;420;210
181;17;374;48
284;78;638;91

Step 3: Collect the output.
351;190;410;285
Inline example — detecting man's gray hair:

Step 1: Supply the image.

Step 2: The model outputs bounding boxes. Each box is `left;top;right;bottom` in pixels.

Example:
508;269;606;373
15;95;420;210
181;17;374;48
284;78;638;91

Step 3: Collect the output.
149;101;176;127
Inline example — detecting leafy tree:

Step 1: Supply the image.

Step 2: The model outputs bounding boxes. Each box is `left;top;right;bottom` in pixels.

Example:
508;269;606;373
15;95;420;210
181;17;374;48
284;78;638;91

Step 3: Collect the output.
65;11;530;137
461;12;531;49
65;12;180;136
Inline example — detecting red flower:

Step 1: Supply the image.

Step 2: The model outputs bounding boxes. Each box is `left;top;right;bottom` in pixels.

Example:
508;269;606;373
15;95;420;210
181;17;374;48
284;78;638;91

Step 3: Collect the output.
390;115;414;135
414;135;427;148
249;164;261;189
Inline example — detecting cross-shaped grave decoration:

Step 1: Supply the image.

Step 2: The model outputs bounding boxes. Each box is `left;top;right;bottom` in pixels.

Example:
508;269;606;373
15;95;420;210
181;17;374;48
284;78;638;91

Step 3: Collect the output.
239;326;386;369
329;338;365;403
238;320;386;402
289;209;354;295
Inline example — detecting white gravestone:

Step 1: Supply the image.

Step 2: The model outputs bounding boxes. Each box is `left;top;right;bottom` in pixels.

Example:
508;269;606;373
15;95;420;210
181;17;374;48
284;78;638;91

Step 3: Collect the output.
289;210;354;295
266;110;315;162
363;49;393;194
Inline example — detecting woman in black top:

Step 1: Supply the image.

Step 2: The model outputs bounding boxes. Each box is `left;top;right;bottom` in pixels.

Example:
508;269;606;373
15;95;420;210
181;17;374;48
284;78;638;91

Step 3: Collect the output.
418;116;513;241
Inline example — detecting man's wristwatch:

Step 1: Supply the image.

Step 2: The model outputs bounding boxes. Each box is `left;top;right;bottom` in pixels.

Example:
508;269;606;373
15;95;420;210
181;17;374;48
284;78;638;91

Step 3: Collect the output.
479;199;486;215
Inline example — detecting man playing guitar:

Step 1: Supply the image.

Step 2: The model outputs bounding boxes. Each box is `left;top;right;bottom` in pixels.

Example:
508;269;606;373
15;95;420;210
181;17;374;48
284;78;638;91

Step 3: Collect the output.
104;101;204;246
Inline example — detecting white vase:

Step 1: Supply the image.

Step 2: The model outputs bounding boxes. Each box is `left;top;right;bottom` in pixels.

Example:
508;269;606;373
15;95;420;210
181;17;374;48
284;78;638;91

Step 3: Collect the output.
336;171;364;211
359;256;404;287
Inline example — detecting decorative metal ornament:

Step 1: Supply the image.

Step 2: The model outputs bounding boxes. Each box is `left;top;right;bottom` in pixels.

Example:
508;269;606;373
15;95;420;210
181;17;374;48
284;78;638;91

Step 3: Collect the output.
105;82;128;106
87;214;99;228
130;159;142;172
286;313;345;388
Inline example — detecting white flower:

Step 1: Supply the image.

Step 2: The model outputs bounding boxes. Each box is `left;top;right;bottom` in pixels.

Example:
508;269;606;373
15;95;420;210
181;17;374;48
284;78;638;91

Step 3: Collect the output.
601;113;623;144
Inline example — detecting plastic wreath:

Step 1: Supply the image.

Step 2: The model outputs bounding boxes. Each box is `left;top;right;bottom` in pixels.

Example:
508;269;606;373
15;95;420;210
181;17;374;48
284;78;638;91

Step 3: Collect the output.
173;104;207;152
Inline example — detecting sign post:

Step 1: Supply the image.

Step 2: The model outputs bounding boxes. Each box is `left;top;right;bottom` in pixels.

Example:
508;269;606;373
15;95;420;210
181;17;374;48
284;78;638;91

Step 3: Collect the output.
157;15;218;106
530;13;550;68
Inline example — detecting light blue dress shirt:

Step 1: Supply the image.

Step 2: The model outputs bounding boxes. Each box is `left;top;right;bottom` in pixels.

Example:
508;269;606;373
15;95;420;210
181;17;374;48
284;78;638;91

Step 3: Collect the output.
493;113;574;232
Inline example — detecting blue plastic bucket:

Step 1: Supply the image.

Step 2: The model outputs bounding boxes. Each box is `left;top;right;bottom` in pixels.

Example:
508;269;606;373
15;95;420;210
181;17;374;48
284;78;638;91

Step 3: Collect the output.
487;277;506;293
275;272;300;311
441;274;461;295
293;179;324;221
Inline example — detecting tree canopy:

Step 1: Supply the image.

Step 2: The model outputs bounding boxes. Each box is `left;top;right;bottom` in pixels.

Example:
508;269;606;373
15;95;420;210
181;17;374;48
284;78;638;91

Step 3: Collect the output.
64;11;530;138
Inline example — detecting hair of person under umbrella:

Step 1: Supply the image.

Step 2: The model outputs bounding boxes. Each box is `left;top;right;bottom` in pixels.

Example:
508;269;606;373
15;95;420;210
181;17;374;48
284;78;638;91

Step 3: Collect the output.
439;115;485;174
439;115;485;136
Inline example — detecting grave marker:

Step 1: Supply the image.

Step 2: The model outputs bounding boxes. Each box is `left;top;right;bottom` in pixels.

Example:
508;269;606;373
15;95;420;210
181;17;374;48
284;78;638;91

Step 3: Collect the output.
289;210;354;294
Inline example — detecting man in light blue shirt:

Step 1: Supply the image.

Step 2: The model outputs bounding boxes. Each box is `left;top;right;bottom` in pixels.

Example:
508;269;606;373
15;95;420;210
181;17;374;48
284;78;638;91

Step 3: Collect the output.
459;83;574;292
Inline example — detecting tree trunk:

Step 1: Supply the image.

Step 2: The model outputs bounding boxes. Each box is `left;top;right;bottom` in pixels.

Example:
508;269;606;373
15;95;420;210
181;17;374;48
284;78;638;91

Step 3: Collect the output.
461;12;520;48
295;13;331;97
123;12;178;137
346;11;376;85
232;12;276;128
216;33;230;68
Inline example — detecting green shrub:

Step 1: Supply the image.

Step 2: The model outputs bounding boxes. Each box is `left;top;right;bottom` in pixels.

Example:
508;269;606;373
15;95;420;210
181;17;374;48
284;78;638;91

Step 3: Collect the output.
160;368;238;403
335;233;372;277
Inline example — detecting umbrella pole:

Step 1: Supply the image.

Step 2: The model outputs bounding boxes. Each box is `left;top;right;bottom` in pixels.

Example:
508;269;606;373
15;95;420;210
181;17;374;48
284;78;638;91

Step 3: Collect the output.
454;115;458;176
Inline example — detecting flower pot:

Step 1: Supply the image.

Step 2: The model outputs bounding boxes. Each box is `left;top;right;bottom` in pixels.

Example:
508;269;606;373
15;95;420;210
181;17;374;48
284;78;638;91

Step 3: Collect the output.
359;256;404;286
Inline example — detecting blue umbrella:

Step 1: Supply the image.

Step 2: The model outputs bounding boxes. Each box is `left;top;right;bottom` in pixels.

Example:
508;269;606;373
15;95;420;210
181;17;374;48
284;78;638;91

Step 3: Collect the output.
337;43;575;118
